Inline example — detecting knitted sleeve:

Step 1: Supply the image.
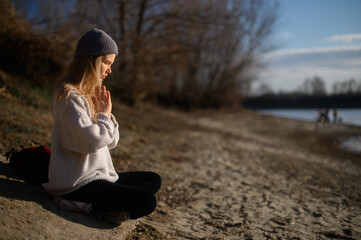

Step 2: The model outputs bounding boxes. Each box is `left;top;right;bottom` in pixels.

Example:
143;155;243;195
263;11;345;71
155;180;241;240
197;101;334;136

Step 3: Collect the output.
107;113;120;150
60;94;117;154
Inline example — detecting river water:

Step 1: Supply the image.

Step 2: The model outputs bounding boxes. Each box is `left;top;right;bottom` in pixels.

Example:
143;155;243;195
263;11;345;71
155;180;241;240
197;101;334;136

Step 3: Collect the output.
258;108;361;127
258;108;361;153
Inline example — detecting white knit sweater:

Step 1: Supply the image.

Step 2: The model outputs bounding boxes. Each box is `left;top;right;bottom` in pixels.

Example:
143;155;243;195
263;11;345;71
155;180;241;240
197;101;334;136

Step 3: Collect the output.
43;91;119;196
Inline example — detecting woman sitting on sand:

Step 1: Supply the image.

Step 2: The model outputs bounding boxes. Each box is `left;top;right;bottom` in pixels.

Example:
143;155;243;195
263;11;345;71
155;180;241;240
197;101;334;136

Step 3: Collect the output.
42;29;161;224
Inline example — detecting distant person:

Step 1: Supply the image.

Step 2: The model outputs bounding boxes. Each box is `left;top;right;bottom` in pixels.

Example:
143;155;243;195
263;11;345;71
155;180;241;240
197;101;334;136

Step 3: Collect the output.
43;29;161;224
333;108;338;123
318;107;329;123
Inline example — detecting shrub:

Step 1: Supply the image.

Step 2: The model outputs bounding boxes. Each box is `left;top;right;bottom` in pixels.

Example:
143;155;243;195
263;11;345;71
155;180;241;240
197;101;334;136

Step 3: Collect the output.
0;0;66;87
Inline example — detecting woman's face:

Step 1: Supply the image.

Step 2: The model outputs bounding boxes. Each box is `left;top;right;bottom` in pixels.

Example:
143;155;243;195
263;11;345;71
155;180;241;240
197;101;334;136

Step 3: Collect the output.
100;54;116;83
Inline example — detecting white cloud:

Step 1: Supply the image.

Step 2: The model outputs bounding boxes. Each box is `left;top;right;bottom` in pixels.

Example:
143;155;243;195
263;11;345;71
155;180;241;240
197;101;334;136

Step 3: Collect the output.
281;32;293;38
263;44;361;58
326;33;361;43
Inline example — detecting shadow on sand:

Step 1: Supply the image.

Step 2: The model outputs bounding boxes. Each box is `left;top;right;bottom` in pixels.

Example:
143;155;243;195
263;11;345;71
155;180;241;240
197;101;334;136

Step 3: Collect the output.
0;160;117;229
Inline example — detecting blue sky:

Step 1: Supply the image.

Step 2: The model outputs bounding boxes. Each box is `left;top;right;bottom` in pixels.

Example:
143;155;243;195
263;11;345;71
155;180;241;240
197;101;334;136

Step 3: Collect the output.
255;0;361;94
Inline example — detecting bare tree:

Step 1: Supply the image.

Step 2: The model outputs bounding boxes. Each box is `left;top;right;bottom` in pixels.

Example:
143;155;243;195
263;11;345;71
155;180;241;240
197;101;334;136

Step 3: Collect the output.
332;78;361;94
141;0;279;107
256;83;274;96
298;76;326;96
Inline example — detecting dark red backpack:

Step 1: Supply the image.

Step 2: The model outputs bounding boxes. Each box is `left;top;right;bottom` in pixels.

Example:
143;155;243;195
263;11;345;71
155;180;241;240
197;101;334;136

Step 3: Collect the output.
6;145;50;184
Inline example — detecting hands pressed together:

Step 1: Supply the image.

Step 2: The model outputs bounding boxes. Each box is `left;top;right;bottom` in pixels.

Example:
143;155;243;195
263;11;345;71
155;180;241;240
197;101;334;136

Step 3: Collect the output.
92;85;112;117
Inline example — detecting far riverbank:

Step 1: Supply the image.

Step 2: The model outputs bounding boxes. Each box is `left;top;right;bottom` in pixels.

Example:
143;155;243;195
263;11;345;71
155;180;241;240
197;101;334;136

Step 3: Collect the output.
257;108;361;154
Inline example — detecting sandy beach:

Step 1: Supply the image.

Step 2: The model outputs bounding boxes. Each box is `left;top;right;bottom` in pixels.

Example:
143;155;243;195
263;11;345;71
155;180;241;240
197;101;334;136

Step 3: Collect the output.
1;96;361;239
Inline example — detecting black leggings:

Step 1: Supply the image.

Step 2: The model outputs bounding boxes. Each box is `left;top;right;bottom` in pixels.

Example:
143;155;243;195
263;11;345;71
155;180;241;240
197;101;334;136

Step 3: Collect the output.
61;171;161;219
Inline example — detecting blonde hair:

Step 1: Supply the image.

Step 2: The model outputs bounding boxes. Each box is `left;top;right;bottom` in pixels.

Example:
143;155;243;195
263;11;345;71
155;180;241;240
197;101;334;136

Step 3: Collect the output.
55;55;104;121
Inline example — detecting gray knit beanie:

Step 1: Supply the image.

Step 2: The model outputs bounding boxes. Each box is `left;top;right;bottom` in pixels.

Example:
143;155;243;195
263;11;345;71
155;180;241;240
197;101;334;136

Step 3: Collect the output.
74;28;118;58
